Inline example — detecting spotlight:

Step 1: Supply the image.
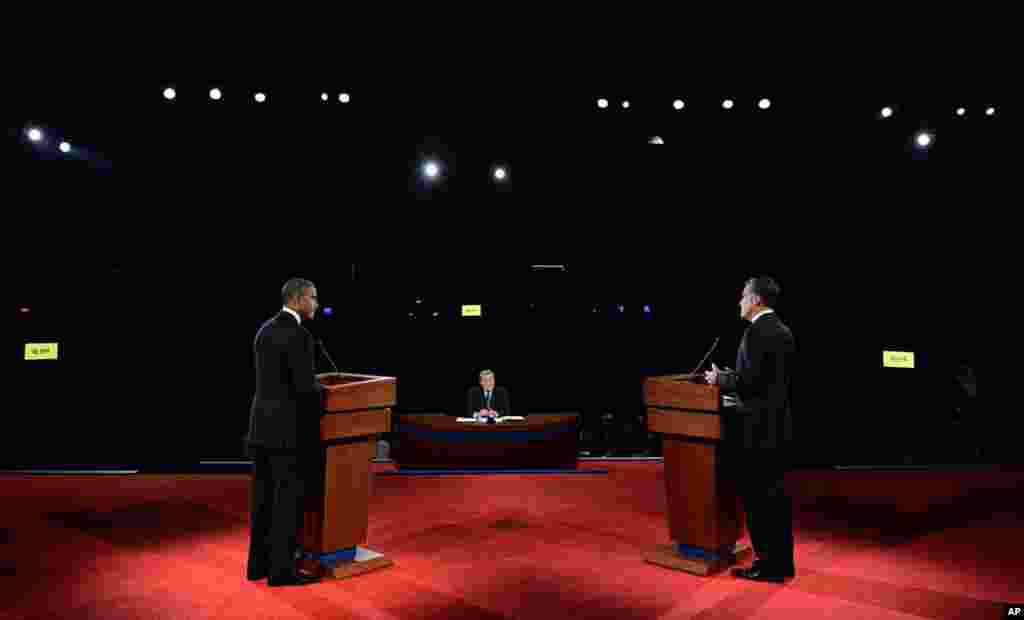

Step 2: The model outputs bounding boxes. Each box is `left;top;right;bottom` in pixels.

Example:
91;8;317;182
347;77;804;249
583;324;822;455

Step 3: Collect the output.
673;99;684;110
423;161;440;179
916;132;932;147
209;88;222;100
986;107;996;116
323;307;334;316
254;92;266;103
493;167;507;181
27;128;42;142
20;307;30;314
321;92;328;101
339;93;351;103
643;305;652;314
956;107;966;116
648;136;664;144
597;98;609;109
722;99;734;110
880;106;893;118
622;100;631;109
163;87;176;100
59;141;71;153
758;98;771;110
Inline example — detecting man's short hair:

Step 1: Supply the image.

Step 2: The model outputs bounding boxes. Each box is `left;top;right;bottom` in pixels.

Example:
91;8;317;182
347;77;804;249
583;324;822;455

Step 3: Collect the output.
479;369;495;379
746;276;781;308
281;278;315;305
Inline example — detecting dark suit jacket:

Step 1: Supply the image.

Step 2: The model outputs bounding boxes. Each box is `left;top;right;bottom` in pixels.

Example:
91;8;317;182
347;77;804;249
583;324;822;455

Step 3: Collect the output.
465;386;511;418
719;312;795;451
245;311;323;454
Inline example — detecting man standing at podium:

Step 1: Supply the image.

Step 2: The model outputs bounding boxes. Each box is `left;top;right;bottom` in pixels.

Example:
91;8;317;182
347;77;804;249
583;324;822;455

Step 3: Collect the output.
705;276;796;583
466;369;511;420
244;278;323;587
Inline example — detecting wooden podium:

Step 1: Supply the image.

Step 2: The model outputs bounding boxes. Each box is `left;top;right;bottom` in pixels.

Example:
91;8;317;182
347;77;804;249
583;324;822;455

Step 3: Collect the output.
298;372;395;579
643;374;751;576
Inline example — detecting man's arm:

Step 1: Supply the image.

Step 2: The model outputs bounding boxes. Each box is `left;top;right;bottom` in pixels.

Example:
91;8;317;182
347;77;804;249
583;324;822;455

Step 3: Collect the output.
501;388;511;417
287;330;322;399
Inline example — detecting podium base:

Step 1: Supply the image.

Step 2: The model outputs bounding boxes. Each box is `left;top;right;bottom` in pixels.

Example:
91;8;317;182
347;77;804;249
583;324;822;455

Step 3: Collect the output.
644;542;751;576
300;546;393;580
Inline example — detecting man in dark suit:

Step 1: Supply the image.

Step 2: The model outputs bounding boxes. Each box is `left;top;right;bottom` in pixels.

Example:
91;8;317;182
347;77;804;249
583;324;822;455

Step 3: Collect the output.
244;278;323;587
466;369;511;420
705;276;796;583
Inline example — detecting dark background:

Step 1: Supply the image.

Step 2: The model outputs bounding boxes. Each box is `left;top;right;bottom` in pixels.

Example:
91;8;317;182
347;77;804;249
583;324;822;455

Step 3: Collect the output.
6;81;989;468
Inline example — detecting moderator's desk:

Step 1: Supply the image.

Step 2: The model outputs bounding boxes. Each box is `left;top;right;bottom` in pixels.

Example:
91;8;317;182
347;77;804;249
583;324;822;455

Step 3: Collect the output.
392;414;580;470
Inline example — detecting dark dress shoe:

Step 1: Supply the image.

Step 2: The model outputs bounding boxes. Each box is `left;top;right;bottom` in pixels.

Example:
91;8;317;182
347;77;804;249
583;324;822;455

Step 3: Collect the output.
731;565;788;583
268;572;321;587
744;560;796;577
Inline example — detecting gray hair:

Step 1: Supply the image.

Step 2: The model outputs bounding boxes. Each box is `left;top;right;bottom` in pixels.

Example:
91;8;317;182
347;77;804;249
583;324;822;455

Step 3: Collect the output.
281;278;315;304
479;369;495;379
745;276;781;308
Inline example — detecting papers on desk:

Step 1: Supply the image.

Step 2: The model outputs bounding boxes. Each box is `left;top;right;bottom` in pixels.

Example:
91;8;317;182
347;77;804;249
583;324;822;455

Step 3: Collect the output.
456;416;527;423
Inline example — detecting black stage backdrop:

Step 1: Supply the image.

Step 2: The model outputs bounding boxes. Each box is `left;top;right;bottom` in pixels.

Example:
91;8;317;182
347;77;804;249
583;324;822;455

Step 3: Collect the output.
6;86;990;467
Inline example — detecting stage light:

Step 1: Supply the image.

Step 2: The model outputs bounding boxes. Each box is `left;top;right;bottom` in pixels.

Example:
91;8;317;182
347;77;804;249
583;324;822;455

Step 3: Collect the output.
27;128;42;142
649;136;664;144
493;167;507;181
323;307;334;316
59;142;71;153
644;305;652;314
597;98;608;109
722;99;734;110
916;132;932;147
673;99;684;110
163;87;176;100
622;100;630;109
618;305;625;313
416;299;422;304
880;106;893;118
339;93;351;103
986;107;996;116
321;92;328;101
423;161;440;179
956;107;966;116
254;92;266;103
758;98;771;110
433;311;439;317
209;88;222;100
20;307;30;314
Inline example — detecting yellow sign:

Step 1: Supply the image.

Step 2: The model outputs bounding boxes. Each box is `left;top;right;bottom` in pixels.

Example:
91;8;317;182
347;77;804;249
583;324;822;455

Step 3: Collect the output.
461;305;482;317
25;342;59;360
883;351;914;369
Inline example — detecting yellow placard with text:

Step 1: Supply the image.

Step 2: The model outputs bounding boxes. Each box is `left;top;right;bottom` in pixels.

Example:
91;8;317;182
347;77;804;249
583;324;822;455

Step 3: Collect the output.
883;351;914;369
25;343;59;360
461;305;482;317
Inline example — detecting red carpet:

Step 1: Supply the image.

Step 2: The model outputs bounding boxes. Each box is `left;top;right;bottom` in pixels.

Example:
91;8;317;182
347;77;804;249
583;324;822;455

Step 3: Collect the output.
2;462;1021;619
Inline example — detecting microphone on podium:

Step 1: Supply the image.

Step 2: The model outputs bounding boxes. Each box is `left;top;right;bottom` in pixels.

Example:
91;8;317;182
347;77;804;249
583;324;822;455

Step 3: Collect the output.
316;339;340;374
690;336;721;379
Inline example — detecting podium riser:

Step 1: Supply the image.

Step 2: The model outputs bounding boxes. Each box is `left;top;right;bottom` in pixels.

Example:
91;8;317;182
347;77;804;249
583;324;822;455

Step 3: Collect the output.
300;439;374;554
663;437;743;551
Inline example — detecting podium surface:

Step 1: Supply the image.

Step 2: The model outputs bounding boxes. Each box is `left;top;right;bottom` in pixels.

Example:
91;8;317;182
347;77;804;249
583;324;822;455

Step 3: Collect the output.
643;374;751;575
299;372;395;579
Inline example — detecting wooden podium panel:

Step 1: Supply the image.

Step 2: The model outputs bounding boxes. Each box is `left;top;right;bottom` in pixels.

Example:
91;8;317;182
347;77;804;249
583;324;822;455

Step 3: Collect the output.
643;373;746;576
299;373;396;580
392;414;579;470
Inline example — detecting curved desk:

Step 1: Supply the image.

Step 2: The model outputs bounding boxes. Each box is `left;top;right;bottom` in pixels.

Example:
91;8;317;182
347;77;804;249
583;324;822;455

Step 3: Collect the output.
392;414;580;470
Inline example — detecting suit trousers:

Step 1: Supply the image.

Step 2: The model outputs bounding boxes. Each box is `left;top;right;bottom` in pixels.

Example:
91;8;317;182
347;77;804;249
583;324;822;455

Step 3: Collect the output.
247;451;304;580
732;448;795;571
